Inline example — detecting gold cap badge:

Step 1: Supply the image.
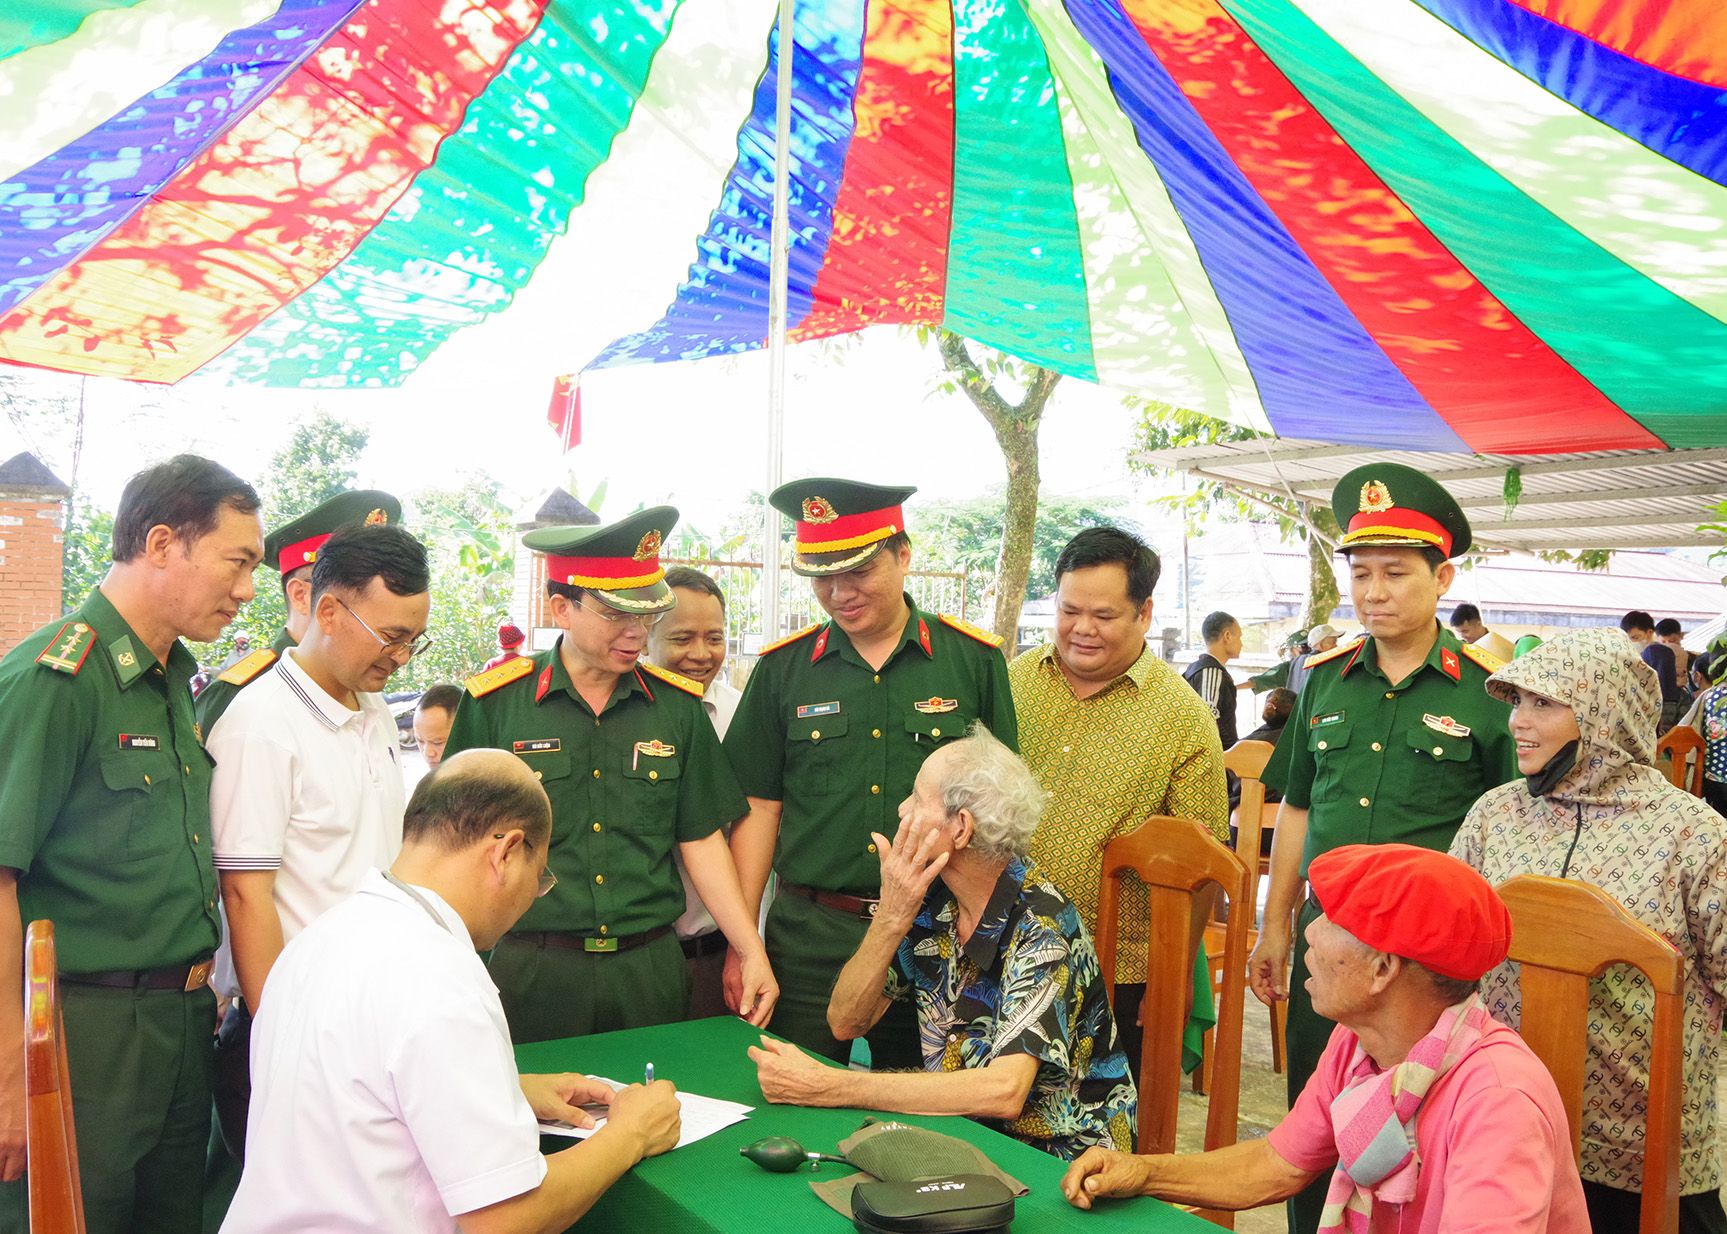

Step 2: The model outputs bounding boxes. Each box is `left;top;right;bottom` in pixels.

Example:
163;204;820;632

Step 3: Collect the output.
801;496;838;524
633;529;663;562
1358;480;1395;515
365;507;389;526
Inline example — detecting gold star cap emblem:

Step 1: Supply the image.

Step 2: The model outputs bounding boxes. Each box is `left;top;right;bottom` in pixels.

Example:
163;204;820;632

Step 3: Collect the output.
801;496;838;524
364;507;389;526
1358;480;1395;514
633;529;663;562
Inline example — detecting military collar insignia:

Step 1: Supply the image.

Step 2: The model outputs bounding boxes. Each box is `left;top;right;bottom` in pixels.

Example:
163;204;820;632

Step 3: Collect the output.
918;617;932;658
109;635;145;688
914;697;959;714
534;663;554;703
810;625;832;663
633;529;663;562
1439;646;1461;682
1422;714;1471;738
801;496;838;524
1358;479;1395;514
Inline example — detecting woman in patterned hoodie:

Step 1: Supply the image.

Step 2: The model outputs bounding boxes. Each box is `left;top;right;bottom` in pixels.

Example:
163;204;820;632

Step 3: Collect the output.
1449;627;1727;1234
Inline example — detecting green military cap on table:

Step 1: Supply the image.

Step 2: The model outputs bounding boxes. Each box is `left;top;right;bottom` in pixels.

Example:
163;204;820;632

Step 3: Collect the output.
1331;461;1472;558
264;489;402;573
770;477;917;576
524;506;679;612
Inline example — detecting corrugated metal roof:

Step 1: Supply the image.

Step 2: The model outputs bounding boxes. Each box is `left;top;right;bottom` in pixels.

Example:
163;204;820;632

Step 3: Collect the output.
1135;441;1727;554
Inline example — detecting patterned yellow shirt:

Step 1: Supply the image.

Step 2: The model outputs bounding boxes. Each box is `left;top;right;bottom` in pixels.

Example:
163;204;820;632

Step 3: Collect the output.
1008;643;1228;984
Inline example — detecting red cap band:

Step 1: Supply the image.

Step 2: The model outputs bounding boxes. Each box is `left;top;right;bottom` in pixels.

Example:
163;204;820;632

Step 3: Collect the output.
544;553;665;591
1343;506;1452;556
277;532;332;574
795;505;904;554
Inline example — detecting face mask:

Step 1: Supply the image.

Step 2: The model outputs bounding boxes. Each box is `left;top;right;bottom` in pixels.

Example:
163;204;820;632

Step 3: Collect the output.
1525;739;1581;798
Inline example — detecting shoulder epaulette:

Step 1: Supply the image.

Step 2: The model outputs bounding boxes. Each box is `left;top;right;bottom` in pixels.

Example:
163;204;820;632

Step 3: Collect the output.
639;661;704;697
758;623;821;657
938;613;1004;649
1459;642;1505;675
466;655;535;698
35;622;96;676
216;647;278;687
1302;640;1357;670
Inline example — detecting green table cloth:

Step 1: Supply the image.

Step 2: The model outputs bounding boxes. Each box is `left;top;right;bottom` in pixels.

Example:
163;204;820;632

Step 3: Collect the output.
516;1016;1215;1233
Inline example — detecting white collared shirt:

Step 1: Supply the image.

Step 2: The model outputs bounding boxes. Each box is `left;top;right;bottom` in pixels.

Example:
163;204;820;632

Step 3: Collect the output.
222;870;545;1233
208;650;406;950
674;676;743;938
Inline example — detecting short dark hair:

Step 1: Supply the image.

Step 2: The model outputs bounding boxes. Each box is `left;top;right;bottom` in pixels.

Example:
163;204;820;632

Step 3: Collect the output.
1201;611;1238;644
1620;610;1655;634
545;580;588;604
111;454;260;562
280;563;313;595
402;760;551;851
878;530;911;559
1054;527;1161;607
310;525;430;601
1449;602;1481;626
1264;687;1297;725
1411;961;1478;1006
417;683;463;716
665;566;724;609
1655;618;1683;638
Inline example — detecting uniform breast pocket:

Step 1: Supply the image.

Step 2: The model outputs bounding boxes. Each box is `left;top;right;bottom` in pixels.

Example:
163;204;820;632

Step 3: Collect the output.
1405;729;1475;765
903;712;971;747
1306;721;1352;755
620;755;682;833
787;714;849;796
517;750;572;789
99;750;178;862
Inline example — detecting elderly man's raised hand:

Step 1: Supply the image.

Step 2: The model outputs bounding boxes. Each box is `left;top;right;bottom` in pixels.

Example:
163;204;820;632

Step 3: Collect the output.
1060;1147;1152;1210
871;814;949;932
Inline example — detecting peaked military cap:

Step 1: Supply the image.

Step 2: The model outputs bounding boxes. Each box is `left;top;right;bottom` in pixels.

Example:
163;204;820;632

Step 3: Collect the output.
524;506;678;612
1331;462;1472;559
264;489;402;574
770;477;917;576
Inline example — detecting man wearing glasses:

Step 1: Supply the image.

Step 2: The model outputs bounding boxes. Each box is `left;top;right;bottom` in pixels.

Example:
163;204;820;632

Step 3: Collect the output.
443;509;776;1043
206;523;431;1165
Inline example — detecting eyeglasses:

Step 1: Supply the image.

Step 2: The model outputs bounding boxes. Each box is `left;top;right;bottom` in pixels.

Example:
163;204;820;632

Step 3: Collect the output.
336;597;433;660
495;833;558;897
576;596;663;631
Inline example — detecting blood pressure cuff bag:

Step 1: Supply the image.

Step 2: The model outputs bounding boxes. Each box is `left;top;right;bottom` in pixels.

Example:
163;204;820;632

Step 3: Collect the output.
850;1174;1015;1234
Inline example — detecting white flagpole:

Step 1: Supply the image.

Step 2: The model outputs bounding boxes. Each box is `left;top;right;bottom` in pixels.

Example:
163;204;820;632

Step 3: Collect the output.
761;0;794;647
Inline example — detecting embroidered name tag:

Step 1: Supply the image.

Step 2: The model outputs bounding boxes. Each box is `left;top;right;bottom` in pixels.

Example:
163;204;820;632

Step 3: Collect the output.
513;739;561;754
1311;711;1345;728
913;697;959;714
796;701;840;719
118;733;160;751
1422;714;1471;738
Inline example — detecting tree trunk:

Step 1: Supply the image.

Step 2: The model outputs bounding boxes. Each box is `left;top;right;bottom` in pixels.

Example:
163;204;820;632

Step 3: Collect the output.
936;332;1059;646
1301;507;1342;628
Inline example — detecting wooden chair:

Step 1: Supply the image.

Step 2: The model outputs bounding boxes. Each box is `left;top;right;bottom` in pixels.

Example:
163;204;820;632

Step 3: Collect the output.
1655;726;1706;797
1096;816;1250;1229
1195;741;1286;1093
24;920;84;1234
1497;875;1684;1234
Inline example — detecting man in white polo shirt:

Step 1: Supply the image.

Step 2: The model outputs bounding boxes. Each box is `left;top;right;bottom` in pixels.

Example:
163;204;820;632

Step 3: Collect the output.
206;523;431;1160
223;749;681;1234
648;566;744;1018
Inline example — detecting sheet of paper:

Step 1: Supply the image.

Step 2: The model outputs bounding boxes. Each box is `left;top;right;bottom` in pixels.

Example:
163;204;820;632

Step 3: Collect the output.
537;1075;752;1149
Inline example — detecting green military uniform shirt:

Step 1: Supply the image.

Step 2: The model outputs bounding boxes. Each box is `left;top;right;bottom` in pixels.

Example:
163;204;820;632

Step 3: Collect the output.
1262;622;1518;872
0;589;220;973
194;626;292;735
724;597;1018;896
1247;660;1291;693
443;644;747;938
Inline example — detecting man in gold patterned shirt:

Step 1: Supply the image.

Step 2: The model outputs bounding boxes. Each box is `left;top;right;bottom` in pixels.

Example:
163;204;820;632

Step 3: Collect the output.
1007;527;1228;1079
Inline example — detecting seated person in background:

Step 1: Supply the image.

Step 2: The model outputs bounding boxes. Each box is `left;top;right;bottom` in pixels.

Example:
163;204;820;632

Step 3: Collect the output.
1450;628;1727;1232
1234;687;1296;854
1062;844;1586;1232
223;750;680;1234
749;724;1136;1161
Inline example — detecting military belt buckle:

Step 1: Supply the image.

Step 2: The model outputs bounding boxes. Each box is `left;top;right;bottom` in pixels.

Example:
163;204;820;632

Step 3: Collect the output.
183;959;214;993
859;900;880;922
584;938;619;953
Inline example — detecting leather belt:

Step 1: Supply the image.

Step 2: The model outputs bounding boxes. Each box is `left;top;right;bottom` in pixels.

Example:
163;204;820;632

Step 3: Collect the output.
782;882;881;921
514;925;672;955
62;958;214;994
679;931;727;959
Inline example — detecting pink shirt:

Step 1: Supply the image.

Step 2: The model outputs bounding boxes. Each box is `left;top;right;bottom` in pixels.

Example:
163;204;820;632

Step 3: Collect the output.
1268;1022;1589;1233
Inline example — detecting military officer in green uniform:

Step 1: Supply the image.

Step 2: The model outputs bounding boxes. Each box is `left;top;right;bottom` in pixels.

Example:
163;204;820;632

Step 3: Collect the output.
1249;463;1517;1234
724;479;1018;1068
0;455;264;1234
443;507;776;1043
194;489;401;734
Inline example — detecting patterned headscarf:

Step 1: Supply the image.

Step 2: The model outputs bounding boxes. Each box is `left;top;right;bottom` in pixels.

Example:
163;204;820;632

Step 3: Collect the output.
1484;627;1662;807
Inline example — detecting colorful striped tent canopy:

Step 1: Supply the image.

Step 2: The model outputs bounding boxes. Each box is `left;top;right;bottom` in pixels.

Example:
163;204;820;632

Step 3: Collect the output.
2;0;1725;455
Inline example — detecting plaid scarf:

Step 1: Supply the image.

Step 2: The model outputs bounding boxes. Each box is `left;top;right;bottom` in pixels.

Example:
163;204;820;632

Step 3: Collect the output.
1318;995;1493;1232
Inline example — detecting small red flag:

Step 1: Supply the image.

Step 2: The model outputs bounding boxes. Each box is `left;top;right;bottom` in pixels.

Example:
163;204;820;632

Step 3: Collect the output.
547;375;581;451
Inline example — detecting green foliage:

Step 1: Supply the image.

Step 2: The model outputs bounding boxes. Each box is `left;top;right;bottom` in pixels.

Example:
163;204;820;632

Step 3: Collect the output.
1536;547;1615;572
393;475;518;690
1501;466;1522;518
1125;396;1297;533
916;491;1122;611
60;505;113;612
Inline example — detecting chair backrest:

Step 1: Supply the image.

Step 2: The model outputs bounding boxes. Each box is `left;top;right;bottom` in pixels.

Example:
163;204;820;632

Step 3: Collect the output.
1654;727;1705;796
1095;817;1251;1174
1497;876;1683;1234
24;920;84;1234
1223;740;1274;905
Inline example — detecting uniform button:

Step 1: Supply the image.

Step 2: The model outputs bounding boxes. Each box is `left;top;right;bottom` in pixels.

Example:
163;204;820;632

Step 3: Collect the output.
1384;691;1396;700
592;769;601;779
810;730;821;742
1433;746;1444;756
1316;740;1327;750
872;728;881;739
595;874;605;885
183;764;191;776
1359;797;1371;807
873;674;881;684
534;770;543;781
192;835;200;845
870;785;881;795
867;843;878;854
930;727;941;738
209;898;216;910
1371;742;1382;752
592;822;602;833
648;770;659;781
143;774;152;786
599;925;608;935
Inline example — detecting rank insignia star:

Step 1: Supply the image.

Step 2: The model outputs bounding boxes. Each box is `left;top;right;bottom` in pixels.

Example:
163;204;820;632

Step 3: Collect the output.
1358;479;1395;514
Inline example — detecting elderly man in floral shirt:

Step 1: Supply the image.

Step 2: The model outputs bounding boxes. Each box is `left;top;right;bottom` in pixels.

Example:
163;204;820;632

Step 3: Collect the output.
749;725;1136;1160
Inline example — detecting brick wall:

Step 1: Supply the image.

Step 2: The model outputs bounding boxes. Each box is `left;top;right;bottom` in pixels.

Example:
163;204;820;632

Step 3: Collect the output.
0;492;67;657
